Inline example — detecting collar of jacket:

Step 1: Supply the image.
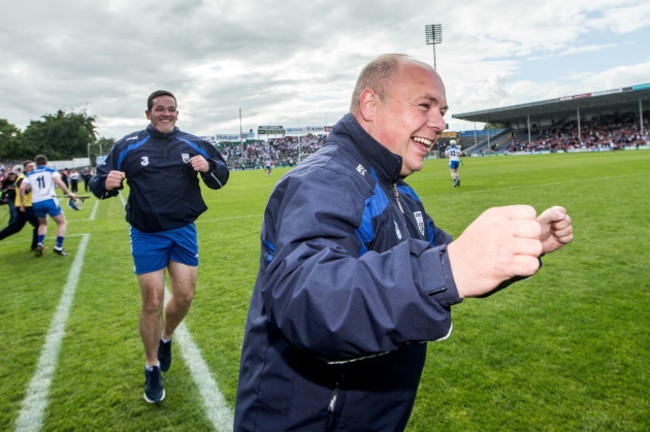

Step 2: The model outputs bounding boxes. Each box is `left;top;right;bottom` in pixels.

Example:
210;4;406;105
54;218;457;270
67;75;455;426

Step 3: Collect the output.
333;113;404;183
146;124;180;139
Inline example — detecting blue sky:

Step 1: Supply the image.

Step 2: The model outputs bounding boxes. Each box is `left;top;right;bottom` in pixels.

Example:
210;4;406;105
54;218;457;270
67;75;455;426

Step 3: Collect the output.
1;0;648;139
512;26;650;87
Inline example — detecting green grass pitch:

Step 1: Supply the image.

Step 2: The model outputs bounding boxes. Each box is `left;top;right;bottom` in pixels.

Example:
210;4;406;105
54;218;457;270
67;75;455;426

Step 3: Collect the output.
1;149;648;431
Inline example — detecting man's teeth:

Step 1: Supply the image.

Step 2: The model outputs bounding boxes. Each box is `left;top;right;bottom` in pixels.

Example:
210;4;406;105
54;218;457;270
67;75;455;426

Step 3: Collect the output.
413;137;433;147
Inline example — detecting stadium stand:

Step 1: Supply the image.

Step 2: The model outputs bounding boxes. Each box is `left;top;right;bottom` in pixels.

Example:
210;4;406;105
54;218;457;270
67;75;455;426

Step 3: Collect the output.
452;83;650;155
6;85;647;171
506;113;649;153
203;107;649;168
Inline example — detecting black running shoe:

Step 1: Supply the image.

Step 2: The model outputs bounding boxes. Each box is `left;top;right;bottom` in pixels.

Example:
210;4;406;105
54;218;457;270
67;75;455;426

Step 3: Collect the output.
144;366;165;403
53;247;69;256
158;338;172;372
34;243;44;257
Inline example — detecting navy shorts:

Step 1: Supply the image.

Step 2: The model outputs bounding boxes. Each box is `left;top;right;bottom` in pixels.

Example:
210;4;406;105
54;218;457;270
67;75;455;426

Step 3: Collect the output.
33;198;63;219
130;223;199;275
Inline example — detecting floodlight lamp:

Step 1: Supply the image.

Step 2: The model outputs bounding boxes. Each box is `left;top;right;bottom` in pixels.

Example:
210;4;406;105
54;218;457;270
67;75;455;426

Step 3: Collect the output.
425;24;442;45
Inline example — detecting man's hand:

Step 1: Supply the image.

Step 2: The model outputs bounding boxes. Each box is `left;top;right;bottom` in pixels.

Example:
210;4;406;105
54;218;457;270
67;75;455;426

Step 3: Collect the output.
105;170;126;191
447;205;543;298
537;206;573;254
189;155;209;173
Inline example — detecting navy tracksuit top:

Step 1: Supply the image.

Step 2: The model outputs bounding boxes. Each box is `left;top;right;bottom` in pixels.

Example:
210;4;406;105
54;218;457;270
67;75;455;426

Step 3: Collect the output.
90;125;229;232
235;114;463;431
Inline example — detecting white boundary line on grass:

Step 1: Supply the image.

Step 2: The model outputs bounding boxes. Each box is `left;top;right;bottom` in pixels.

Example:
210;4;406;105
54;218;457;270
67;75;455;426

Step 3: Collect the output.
15;234;90;432
88;199;100;220
111;191;235;429
164;288;234;432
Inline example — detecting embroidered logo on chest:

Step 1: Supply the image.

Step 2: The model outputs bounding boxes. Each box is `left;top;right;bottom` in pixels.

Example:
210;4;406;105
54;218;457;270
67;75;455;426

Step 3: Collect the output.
182;153;190;163
414;211;425;237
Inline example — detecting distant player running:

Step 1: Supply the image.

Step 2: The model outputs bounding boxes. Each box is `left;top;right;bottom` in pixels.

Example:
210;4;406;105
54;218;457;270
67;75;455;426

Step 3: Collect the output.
265;157;273;176
19;155;76;256
446;139;461;187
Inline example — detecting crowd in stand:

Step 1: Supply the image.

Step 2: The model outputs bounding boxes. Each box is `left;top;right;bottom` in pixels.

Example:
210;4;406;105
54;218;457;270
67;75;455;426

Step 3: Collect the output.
3;114;647;175
506;113;649;153
219;134;328;169
219;141;279;169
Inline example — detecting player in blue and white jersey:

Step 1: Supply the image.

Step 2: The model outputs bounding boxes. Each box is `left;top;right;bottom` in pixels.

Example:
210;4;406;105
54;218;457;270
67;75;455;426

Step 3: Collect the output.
445;139;461;187
19;155;77;256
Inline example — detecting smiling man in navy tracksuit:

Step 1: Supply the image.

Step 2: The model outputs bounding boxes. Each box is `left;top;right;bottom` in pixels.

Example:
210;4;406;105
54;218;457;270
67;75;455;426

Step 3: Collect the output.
234;55;574;431
90;90;229;404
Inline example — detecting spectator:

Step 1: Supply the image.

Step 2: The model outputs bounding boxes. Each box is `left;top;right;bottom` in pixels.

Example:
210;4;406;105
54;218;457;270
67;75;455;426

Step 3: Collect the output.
69;168;80;193
82;167;92;192
1;171;19;225
0;161;40;251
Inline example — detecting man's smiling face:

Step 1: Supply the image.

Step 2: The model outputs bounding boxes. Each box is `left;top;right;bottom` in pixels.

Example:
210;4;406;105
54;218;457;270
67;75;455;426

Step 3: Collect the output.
146;95;178;134
371;61;448;176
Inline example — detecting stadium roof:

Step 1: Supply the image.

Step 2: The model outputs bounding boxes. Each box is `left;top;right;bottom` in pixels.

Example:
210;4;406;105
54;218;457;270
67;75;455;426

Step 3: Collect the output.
452;83;650;127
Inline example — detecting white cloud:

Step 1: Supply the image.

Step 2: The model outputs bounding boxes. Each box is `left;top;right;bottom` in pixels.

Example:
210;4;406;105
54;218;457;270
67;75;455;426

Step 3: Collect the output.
0;0;649;138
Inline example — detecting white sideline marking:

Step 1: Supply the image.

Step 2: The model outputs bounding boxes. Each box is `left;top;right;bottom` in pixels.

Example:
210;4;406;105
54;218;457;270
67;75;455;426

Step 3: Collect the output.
198;214;262;224
88;199;99;220
119;190;126;207
15;234;90;432
165;289;234;431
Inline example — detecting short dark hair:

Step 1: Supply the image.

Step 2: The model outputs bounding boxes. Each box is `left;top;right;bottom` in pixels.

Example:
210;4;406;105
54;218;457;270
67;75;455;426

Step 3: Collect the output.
22;160;33;168
350;54;407;115
35;155;48;166
147;90;177;111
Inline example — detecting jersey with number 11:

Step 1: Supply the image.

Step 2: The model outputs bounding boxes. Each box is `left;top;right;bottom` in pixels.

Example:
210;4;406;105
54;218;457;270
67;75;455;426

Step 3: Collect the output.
24;166;60;204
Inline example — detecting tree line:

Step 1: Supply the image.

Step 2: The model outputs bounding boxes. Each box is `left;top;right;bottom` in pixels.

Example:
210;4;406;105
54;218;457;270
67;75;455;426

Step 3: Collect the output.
0;110;115;165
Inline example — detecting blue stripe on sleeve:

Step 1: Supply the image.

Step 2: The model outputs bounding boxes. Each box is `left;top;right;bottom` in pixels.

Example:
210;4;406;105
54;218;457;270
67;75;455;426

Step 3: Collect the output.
178;138;209;159
117;135;151;171
263;238;275;263
354;170;389;256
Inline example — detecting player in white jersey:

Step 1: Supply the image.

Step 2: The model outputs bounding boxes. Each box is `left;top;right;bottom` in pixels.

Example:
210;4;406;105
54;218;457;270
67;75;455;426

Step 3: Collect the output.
445;139;461;187
19;154;76;256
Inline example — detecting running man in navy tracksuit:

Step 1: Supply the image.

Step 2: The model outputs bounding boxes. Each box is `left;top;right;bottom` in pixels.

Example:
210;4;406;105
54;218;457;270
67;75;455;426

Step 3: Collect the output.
90;90;229;403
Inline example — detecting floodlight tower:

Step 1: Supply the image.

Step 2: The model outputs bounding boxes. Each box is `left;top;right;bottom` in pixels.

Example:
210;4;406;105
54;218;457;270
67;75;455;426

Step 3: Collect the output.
425;24;443;70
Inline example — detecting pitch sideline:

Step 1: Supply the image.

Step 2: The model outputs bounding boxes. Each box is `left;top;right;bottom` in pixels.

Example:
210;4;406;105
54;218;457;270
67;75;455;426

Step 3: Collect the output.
15;234;90;432
15;198;235;431
165;288;234;431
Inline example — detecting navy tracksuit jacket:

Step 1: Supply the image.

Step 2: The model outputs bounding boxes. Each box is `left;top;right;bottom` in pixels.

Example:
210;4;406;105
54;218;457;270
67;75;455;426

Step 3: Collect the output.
89;125;229;232
235;114;464;431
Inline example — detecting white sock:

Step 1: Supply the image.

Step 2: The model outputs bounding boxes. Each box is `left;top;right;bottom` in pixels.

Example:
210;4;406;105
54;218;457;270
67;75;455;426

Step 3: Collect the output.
145;362;160;371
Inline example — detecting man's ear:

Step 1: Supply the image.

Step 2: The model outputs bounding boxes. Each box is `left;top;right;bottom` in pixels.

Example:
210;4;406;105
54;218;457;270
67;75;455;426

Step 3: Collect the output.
358;89;378;122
